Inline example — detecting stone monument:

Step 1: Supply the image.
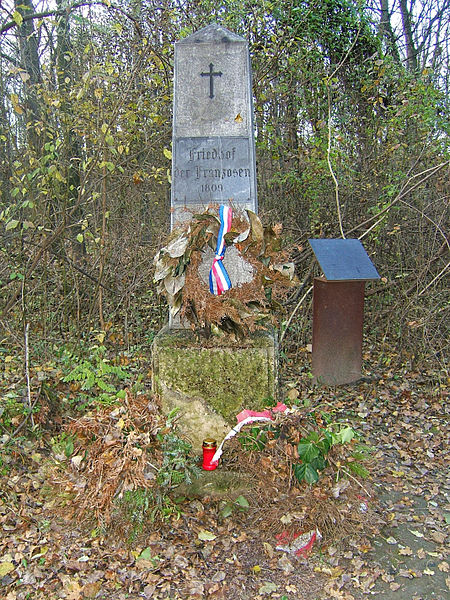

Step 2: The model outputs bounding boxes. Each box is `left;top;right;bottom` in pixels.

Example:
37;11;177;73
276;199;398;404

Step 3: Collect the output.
171;24;257;226
152;25;277;451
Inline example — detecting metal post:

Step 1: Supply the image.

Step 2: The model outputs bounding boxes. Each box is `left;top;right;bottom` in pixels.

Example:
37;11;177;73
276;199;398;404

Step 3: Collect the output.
312;277;365;385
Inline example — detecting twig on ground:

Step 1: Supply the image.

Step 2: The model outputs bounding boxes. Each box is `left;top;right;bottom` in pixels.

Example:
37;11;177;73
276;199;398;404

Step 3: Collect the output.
328;456;372;498
24;323;34;429
12;386;41;437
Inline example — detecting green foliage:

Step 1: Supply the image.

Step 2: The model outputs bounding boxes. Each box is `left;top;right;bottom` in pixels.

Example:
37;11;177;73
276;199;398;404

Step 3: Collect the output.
156;432;202;489
239;424;278;451
136;546;161;566
235;405;369;487
292;422;367;485
113;488;178;543
0;440;12;476
0;388;38;435
112;423;200;541
220;494;250;518
49;432;76;458
0;390;25;431
61;344;129;409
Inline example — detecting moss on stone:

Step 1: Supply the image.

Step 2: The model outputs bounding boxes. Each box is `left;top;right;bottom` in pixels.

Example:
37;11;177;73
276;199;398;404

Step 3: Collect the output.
153;328;277;423
156;326;275;350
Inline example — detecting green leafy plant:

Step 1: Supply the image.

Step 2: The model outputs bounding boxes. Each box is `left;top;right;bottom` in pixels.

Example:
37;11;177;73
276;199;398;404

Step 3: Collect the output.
156;432;202;489
136;546;161;567
293;424;360;485
62;345;129;409
220;494;250;518
0;439;13;476
115;488;156;543
239;426;269;451
239;424;278;451
113;428;198;541
50;432;76;458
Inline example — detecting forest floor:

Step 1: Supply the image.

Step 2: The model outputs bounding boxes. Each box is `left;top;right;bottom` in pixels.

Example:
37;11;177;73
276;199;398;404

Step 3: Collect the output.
0;345;448;600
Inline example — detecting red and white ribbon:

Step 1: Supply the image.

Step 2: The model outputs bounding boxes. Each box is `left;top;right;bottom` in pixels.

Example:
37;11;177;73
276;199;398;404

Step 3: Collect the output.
211;402;288;465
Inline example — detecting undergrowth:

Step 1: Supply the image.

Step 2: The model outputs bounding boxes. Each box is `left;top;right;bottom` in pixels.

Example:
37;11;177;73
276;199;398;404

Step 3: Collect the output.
61;343;130;410
224;404;375;545
47;392;201;539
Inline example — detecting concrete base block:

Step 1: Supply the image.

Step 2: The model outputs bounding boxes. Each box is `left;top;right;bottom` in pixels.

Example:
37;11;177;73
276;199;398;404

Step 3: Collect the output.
152;327;277;451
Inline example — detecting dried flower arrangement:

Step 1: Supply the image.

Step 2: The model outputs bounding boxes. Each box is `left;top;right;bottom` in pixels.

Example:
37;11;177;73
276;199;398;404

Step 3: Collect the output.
154;206;296;337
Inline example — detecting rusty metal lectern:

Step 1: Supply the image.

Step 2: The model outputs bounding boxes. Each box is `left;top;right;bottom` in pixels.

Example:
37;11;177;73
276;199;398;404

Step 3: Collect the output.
309;239;380;385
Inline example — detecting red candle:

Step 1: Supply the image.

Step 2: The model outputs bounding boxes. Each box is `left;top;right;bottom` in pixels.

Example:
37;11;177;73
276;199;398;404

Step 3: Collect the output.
202;438;218;470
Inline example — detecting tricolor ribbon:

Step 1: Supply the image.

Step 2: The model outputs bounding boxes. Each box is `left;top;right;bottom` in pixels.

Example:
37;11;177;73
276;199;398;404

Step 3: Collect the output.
209;205;232;295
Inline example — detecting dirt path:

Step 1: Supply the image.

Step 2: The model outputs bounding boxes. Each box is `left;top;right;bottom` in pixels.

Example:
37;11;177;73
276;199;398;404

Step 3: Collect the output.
322;370;449;599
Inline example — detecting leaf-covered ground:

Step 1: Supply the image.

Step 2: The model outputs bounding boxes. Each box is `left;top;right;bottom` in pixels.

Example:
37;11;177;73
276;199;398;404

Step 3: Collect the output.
0;349;448;600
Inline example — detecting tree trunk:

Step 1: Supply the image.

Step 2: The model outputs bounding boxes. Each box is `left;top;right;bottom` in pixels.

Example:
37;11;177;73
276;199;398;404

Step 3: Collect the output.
15;0;42;150
399;0;418;71
56;0;84;258
379;0;401;63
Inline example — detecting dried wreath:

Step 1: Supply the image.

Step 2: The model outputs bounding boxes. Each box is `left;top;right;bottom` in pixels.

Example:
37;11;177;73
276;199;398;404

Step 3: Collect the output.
154;206;296;337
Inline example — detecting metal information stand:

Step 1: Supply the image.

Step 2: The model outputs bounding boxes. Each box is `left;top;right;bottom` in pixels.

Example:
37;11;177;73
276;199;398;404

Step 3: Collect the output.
308;239;380;385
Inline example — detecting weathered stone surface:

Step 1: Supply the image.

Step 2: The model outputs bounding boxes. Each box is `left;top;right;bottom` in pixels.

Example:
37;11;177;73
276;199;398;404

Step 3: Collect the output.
171;24;257;226
175;470;254;500
174;25;252;139
197;245;254;287
152;327;278;450
156;382;230;451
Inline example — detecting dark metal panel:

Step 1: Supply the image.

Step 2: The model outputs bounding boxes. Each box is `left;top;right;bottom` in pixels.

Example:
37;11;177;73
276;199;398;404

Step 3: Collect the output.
312;278;365;385
309;239;380;281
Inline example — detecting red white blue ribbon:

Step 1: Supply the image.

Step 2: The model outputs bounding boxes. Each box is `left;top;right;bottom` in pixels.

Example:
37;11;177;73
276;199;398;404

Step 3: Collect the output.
209;205;232;295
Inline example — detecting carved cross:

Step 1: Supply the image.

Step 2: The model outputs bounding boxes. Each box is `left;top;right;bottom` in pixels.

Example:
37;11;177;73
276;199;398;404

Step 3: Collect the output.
200;63;222;99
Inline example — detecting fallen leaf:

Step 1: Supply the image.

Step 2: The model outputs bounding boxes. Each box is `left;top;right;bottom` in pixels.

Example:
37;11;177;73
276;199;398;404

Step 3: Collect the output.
287;388;299;401
429;530;446;544
263;542;274;558
71;455;84;468
0;562;15;577
198;530;216;541
438;561;449;573
136;559;156;570
278;554;294;574
386;536;398;545
82;581;102;598
409;529;424;538
137;548;153;561
143;584;156;598
65;579;83;600
398;546;413;556
259;581;278;595
398;569;414;578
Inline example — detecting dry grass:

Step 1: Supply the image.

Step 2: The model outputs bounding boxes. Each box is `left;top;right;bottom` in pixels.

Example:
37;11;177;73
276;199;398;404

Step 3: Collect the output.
51;391;164;525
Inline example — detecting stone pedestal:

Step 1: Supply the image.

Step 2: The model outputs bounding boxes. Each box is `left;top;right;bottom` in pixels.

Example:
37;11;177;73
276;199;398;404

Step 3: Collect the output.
152;327;277;451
